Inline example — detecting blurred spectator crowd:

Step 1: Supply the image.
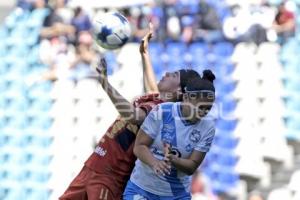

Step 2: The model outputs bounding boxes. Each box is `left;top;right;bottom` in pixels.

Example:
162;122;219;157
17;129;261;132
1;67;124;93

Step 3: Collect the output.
15;0;297;82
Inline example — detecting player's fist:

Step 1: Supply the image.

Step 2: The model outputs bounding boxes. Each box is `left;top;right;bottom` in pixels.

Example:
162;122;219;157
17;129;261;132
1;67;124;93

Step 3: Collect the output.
151;160;171;176
139;22;153;54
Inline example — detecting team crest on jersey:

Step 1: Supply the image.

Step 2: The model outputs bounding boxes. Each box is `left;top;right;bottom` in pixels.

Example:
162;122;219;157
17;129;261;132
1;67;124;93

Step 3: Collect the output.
190;129;201;143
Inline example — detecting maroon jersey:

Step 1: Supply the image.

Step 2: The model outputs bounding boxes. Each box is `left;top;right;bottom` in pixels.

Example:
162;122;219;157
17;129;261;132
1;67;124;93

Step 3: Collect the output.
84;94;163;198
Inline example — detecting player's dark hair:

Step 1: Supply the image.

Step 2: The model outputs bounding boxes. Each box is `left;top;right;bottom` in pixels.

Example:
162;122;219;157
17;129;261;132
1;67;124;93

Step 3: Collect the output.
185;69;216;94
179;69;201;93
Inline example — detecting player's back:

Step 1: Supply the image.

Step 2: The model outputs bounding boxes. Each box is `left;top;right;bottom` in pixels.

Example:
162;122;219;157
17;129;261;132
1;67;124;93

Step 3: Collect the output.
84;94;164;197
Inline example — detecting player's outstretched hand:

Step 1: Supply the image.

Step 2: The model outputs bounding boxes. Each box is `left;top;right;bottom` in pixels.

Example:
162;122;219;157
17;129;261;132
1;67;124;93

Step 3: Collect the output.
139;22;153;54
96;57;108;86
152;159;171;176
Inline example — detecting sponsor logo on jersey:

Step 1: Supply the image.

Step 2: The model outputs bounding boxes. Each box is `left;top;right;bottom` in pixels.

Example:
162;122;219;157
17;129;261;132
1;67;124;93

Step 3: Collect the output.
162;123;175;143
95;146;107;157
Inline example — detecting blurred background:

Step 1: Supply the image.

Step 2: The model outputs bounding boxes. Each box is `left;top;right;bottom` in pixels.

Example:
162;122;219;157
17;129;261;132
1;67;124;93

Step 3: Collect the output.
0;0;300;200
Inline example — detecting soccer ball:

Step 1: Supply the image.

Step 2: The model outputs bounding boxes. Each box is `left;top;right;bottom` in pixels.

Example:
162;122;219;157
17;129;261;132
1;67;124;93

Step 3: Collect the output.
93;12;131;50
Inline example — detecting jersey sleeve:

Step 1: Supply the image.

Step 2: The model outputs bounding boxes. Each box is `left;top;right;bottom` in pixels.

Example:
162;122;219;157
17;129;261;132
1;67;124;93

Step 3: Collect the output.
194;128;215;153
138;101;158;116
134;94;164;116
140;105;162;139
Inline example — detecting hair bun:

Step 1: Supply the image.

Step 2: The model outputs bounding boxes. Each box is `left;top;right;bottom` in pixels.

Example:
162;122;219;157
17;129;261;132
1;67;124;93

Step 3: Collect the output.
202;69;215;83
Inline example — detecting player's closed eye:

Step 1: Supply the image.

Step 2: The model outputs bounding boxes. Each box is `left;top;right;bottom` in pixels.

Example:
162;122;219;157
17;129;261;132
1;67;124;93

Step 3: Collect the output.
188;93;198;100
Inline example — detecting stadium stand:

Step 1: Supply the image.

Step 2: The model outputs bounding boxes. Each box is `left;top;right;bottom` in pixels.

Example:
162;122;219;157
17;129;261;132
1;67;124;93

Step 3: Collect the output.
0;0;300;200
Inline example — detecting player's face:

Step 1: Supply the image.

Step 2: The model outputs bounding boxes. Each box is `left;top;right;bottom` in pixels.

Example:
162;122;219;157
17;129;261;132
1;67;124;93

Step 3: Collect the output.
185;92;214;121
157;71;181;93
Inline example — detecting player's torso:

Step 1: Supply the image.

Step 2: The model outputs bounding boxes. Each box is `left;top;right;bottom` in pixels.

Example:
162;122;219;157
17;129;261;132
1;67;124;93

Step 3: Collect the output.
85;118;138;172
85;94;163;187
151;103;205;161
131;103;207;196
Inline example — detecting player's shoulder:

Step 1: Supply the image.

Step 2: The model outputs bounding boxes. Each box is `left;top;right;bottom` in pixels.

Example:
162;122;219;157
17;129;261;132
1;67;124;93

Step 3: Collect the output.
156;102;177;111
135;93;161;103
199;116;215;132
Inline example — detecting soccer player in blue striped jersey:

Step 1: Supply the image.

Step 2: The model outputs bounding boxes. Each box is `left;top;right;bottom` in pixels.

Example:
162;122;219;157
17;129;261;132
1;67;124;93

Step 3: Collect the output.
123;70;216;200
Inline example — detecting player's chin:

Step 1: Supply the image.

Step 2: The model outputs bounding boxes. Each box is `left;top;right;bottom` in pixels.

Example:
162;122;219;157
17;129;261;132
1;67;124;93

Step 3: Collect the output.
157;81;164;91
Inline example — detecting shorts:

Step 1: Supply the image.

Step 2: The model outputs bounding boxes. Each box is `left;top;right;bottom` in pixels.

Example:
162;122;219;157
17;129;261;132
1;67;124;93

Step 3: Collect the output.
123;180;191;200
59;166;118;200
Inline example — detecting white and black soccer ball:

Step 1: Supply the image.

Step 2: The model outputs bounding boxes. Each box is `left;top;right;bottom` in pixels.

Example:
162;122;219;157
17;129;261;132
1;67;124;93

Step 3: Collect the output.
93;12;131;50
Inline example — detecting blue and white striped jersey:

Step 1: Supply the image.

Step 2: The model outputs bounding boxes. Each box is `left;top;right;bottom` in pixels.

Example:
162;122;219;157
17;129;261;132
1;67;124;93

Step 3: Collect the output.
129;102;215;196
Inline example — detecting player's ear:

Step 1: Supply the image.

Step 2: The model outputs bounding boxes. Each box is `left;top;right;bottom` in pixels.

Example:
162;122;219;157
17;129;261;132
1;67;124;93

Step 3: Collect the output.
176;87;183;100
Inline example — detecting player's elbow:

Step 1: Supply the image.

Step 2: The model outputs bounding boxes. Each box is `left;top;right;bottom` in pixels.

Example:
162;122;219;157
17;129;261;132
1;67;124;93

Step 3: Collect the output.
186;168;197;176
185;161;201;175
133;143;141;158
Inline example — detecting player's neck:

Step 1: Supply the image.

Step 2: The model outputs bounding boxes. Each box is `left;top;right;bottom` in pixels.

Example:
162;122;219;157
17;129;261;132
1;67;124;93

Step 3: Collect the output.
159;92;178;102
180;104;200;124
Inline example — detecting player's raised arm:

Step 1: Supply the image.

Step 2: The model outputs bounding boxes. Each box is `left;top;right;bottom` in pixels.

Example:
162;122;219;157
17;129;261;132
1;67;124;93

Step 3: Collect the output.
140;23;159;93
96;57;147;125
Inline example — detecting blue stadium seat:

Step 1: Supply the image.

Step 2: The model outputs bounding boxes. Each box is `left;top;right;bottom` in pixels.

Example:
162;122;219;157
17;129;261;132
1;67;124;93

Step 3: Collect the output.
5;97;29;112
1;183;27;200
27;45;41;65
214;79;237;96
0;132;10;148
149;42;164;55
5;113;29;129
285;115;300;140
167;57;186;70
286;116;300;130
2;130;30;148
212;42;234;57
213;62;235;77
219;97;237;114
0;26;8;39
286;95;300;112
189;42;209;57
0;149;10;165
27;81;52;99
217;171;239;190
26;187;51;200
284;79;300;92
217;152;238;167
28;132;53;148
176;0;199;14
214;135;238;150
5;149;31;165
166;42;187;56
27;167;51;183
5;166;27;181
29;115;53;130
31;152;52;166
216;119;238;131
152;61;165;79
0;42;8;57
28;98;53;116
284;61;300;75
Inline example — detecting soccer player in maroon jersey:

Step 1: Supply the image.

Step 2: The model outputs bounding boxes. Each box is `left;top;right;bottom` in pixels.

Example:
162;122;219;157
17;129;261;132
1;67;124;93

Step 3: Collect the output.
59;24;200;200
